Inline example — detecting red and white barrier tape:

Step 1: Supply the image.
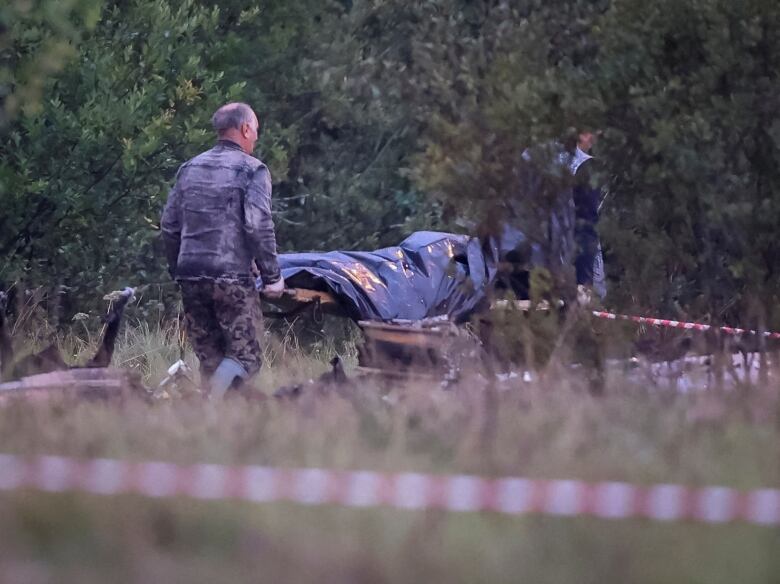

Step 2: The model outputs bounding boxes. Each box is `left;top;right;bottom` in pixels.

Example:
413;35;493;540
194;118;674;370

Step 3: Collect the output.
592;311;780;340
1;455;778;526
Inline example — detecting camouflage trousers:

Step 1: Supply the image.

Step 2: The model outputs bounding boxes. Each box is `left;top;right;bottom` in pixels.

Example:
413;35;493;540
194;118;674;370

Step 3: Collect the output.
178;279;263;378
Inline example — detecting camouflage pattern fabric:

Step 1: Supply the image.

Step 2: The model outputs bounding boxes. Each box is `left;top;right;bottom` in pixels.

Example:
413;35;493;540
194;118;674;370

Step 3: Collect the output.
161;140;281;285
179;280;263;378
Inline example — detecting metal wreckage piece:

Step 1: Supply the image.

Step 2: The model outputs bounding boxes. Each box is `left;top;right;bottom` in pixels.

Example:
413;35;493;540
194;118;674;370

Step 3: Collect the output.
263;230;541;387
0;288;147;401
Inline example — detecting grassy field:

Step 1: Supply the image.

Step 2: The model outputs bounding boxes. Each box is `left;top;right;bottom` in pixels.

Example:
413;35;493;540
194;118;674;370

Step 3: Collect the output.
1;318;779;583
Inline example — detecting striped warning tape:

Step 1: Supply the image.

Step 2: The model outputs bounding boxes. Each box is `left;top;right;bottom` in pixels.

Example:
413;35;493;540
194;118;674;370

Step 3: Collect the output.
591;311;780;340
0;455;778;526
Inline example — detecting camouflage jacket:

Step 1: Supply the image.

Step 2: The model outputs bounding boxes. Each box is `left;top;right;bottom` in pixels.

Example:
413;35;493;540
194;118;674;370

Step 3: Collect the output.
161;140;281;285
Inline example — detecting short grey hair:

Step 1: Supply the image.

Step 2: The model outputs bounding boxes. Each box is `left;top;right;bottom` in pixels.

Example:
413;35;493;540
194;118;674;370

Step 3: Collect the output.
211;102;256;134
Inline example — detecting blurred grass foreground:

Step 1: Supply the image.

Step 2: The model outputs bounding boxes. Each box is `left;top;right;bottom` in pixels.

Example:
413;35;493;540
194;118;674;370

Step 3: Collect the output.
0;319;779;584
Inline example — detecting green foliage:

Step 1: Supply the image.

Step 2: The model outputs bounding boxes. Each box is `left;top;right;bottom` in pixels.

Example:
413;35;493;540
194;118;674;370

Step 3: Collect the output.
321;2;599;207
0;0;103;127
591;0;780;323
253;0;439;252
315;0;780;322
3;0;780;324
1;0;241;305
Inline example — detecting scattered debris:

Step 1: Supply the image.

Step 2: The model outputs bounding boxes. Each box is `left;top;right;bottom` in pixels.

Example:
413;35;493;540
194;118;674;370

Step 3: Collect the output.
273;356;351;399
356;318;482;384
0;367;145;402
153;359;201;400
0;287;140;401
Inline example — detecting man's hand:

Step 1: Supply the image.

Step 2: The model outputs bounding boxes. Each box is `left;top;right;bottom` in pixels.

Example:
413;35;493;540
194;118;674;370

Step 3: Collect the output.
261;277;285;299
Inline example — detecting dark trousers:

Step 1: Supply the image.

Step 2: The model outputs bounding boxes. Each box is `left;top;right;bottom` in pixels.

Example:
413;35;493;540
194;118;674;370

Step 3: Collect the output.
575;226;599;286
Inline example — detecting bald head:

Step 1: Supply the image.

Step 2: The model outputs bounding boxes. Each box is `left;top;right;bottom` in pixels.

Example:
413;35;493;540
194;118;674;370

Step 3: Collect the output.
212;102;259;154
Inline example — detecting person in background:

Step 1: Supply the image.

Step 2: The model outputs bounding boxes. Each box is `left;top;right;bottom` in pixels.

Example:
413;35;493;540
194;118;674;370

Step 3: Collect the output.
571;129;607;299
161;102;284;398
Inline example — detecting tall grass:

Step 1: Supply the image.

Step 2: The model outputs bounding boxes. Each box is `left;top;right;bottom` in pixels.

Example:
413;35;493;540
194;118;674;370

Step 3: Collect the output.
1;317;779;583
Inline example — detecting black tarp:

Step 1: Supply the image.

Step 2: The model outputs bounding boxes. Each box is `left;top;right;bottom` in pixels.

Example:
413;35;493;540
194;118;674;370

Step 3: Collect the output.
272;147;595;323
276;231;498;322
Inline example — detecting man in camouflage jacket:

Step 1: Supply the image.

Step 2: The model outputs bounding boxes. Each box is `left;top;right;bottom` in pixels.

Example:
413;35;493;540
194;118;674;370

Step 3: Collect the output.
161;102;284;397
